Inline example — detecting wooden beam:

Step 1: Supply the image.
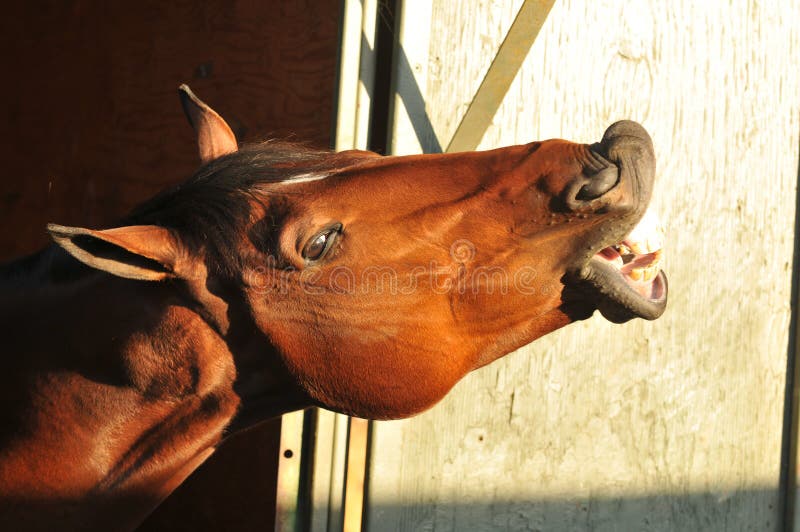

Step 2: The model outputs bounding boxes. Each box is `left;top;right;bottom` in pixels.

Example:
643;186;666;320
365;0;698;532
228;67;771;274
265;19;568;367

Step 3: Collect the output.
445;0;555;153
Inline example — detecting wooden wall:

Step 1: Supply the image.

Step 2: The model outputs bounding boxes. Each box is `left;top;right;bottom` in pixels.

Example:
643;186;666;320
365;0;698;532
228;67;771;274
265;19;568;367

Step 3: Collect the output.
366;0;800;530
0;0;339;261
0;1;340;529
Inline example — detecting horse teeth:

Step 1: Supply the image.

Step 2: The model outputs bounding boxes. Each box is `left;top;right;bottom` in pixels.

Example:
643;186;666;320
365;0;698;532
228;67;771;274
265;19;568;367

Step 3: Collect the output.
624;206;664;255
642;265;656;282
622;207;663;284
628;263;659;283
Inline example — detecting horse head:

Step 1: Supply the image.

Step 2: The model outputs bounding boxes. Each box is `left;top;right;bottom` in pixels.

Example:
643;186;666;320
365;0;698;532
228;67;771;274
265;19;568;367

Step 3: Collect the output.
49;86;667;422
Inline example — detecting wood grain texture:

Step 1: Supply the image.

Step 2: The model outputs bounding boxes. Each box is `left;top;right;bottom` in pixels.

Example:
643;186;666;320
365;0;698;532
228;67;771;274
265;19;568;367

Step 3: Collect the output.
0;0;339;260
368;1;800;530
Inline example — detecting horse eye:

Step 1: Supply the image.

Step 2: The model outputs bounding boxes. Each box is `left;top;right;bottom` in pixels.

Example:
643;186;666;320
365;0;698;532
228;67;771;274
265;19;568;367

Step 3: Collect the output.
303;225;341;262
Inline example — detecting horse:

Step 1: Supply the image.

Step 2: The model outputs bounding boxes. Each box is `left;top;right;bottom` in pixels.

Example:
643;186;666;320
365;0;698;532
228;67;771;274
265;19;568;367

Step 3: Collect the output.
0;85;667;530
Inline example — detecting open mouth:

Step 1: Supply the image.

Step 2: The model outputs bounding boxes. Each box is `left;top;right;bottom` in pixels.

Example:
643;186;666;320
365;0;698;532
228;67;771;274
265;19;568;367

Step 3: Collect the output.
580;205;668;323
567;120;668;324
592;207;666;301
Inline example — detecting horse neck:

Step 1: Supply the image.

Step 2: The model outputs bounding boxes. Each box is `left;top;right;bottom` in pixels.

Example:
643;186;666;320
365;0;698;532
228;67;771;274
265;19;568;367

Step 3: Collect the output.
0;250;242;529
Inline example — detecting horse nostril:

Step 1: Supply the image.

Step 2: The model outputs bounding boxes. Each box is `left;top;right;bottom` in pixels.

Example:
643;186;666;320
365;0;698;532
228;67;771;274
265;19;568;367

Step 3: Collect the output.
576;165;619;201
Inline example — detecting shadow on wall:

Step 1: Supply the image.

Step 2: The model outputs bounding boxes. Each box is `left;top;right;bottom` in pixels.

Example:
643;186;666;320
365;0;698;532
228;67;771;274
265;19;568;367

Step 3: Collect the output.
355;0;443;155
365;489;779;531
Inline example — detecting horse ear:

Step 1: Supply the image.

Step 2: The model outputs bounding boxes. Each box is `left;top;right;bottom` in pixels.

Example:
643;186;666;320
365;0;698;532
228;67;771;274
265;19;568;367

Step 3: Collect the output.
178;84;238;164
47;223;188;281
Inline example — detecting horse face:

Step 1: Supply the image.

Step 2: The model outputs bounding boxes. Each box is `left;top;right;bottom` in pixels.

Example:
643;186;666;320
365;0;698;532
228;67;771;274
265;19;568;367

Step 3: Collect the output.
236;124;664;418
49;87;666;421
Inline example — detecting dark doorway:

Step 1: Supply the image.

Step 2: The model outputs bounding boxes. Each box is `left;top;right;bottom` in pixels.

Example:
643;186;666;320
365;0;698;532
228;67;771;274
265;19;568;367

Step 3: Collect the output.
0;2;341;529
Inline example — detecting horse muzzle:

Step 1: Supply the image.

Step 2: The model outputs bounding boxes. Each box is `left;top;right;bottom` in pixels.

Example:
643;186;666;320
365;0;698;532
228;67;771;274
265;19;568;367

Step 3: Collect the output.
566;120;668;323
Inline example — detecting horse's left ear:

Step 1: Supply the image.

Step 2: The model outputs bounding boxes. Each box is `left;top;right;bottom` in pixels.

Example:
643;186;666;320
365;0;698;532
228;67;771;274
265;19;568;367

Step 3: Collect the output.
47;223;189;281
178;84;238;164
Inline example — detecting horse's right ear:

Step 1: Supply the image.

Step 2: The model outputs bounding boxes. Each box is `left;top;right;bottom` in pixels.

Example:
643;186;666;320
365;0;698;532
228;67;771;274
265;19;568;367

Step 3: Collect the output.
178;84;238;164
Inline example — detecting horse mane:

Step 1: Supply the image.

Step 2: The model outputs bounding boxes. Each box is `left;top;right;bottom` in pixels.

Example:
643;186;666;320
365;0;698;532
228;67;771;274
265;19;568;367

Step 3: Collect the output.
0;141;359;287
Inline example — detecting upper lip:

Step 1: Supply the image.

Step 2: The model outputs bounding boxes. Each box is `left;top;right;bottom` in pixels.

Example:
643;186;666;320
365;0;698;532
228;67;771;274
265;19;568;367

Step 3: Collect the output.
566;120;668;323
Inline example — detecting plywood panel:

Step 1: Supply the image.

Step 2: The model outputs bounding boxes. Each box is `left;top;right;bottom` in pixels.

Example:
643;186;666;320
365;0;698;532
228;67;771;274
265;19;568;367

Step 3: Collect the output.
367;1;800;530
0;0;339;261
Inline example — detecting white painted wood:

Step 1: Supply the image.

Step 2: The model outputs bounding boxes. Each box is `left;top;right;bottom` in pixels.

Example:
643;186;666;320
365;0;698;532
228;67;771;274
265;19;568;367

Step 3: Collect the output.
388;0;435;155
368;0;800;530
309;409;344;532
310;410;351;532
342;418;369;531
334;0;380;152
275;410;305;532
446;0;556;153
334;0;363;152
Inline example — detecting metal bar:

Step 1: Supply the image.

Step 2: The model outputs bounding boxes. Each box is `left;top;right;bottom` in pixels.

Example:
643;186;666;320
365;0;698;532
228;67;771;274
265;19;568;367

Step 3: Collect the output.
445;0;555;153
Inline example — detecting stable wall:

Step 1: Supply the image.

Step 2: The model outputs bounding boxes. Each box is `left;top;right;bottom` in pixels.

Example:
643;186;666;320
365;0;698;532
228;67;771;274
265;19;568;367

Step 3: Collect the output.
365;1;800;530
